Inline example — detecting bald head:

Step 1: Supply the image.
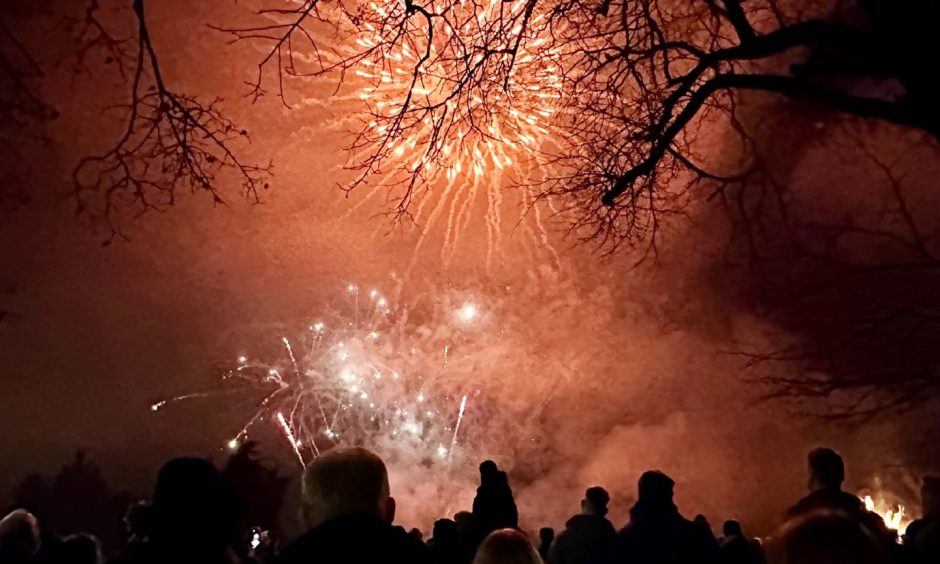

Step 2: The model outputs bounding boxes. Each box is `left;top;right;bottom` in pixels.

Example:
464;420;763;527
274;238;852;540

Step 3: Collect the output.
301;447;395;528
0;509;41;555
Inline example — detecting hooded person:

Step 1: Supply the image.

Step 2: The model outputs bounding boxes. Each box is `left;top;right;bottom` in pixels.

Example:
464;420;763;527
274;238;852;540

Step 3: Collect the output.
614;471;720;564
472;460;519;541
548;487;616;564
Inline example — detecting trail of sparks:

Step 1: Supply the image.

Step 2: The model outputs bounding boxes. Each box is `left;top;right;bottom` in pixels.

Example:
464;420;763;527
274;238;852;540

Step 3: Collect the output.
277;411;306;467
449;394;468;463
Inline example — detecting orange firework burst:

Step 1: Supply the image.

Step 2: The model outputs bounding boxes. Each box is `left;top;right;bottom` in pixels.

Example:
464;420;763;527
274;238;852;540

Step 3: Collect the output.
347;0;563;188
217;0;569;270
347;0;566;269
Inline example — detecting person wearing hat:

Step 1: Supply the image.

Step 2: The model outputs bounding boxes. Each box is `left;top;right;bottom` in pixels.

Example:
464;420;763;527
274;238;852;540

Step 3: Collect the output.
614;471;720;564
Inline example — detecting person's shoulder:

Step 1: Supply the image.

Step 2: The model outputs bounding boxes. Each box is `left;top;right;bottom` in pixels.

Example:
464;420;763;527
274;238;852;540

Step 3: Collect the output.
275;529;324;564
787;491;825;516
616;522;637;539
387;525;430;563
832;490;863;508
906;518;929;535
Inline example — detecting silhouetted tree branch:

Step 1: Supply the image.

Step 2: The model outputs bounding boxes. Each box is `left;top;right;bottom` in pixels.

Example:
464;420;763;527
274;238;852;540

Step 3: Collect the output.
212;1;940;251
72;0;270;235
0;14;55;210
734;145;940;420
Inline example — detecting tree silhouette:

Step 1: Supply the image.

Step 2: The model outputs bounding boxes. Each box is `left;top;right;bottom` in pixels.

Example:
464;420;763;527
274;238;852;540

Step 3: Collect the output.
732;147;940;421
5;0;938;241
1;1;269;238
210;0;940;413
213;0;940;249
9;451;131;554
69;0;270;238
0;9;54;211
10;472;53;519
3;1;940;415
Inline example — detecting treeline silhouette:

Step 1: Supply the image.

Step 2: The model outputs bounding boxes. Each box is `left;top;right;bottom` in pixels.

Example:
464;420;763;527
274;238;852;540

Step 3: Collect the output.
1;446;938;564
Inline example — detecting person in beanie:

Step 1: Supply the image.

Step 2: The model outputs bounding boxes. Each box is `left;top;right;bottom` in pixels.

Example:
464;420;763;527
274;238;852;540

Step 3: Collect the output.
614;471;719;564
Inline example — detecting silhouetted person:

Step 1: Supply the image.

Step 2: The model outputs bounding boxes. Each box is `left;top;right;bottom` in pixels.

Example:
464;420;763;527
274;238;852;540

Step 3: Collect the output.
113;458;238;564
719;520;763;564
549;487;615;564
473;461;519;548
538;528;554;562
787;448;864;518
123;500;152;546
0;509;41;564
430;519;461;564
108;501;152;564
614;471;720;564
767;511;888;564
455;511;477;563
904;475;940;564
692;515;715;542
786;447;893;545
473;529;542;564
276;447;428;564
59;533;102;564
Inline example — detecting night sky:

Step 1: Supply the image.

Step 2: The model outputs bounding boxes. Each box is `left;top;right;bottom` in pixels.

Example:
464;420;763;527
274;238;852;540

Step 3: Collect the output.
2;0;939;534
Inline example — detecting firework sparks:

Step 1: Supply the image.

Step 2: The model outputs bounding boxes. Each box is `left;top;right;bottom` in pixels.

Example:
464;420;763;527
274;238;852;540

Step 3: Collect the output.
458;303;478;324
147;275;600;529
449;394;468;463
277;411;306;466
288;0;569;272
348;0;563;181
150;282;491;472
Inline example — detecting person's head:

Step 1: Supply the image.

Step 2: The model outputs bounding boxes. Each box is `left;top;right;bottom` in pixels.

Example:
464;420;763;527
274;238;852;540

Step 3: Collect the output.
723;520;743;537
637;471;675;504
480;460;499;482
300;447;394;528
473;529;542;564
767;511;888;564
0;509;41;556
921;475;940;517
60;533;102;564
433;519;457;544
151;457;230;546
455;511;475;537
538;527;554;544
582;486;610;517
123;500;152;539
807;448;845;492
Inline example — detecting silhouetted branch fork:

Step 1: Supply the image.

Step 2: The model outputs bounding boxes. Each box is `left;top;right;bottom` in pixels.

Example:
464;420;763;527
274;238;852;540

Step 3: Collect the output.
603;72;933;206
209;0;323;105
72;0;269;227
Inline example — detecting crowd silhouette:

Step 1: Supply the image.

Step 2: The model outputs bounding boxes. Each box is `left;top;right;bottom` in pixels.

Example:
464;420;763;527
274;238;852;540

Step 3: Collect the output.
1;446;938;564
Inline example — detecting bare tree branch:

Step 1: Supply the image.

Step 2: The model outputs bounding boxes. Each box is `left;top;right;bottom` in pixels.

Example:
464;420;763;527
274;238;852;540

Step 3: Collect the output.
72;0;270;234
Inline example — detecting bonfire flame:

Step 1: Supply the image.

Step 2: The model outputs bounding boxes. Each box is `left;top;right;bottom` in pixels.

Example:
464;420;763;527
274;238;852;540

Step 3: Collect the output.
861;493;912;538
